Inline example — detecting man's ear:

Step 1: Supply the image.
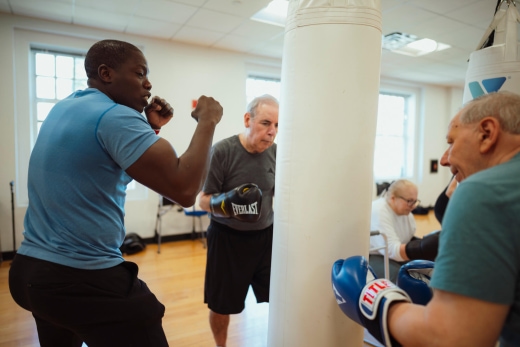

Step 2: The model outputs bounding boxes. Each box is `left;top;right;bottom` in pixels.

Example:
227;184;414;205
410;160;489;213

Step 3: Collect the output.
97;64;112;83
478;117;499;153
244;112;251;128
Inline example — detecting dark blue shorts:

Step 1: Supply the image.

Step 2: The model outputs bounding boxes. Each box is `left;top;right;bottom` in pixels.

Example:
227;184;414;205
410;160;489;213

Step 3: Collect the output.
204;220;273;315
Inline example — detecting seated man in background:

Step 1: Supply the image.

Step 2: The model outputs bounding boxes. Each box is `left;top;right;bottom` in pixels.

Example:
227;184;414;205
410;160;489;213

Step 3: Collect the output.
370;179;439;281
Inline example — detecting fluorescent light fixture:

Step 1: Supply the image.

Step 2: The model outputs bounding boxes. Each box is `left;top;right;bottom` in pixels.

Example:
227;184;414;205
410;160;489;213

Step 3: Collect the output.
251;0;289;27
382;32;451;57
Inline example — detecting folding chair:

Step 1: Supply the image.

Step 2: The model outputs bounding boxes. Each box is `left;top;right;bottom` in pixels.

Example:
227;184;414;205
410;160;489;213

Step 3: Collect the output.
154;196;180;254
369;230;389;279
154;195;209;253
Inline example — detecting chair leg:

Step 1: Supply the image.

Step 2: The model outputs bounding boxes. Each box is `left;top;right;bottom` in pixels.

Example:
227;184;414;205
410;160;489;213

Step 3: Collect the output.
155;201;176;254
155;211;162;254
157;218;162;254
198;216;207;249
191;216;197;241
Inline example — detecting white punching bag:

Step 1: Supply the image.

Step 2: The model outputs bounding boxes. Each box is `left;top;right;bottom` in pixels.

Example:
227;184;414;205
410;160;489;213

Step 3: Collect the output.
268;1;382;346
463;0;520;103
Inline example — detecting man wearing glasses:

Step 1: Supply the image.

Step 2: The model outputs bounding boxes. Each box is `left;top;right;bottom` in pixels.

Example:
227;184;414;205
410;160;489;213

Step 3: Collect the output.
369;179;439;281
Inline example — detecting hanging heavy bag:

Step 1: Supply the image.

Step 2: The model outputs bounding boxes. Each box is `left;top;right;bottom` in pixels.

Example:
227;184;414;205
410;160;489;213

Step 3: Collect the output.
120;232;146;255
463;0;520;103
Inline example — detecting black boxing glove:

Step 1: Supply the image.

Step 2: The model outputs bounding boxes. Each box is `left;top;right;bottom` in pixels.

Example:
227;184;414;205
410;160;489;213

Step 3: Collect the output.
405;230;440;261
210;183;262;222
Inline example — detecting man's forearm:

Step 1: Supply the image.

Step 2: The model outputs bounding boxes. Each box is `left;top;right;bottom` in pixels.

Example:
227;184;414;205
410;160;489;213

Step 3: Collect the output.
388;302;430;346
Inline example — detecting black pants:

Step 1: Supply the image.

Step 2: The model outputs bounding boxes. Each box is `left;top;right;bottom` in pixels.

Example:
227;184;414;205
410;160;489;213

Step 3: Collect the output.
9;254;168;347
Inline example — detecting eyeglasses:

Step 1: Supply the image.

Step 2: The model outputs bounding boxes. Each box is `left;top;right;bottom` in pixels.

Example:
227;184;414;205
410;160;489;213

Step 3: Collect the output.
396;196;421;208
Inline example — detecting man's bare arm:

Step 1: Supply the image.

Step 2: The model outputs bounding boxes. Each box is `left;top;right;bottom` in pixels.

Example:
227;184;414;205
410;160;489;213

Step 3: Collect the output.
127;96;222;207
389;289;508;347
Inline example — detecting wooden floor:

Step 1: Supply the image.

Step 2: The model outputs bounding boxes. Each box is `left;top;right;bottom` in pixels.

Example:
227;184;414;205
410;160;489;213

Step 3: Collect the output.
0;211;440;347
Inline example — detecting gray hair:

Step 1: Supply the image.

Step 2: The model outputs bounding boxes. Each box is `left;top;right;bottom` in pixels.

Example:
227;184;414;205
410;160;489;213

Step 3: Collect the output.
246;94;279;119
460;91;520;134
385;179;417;202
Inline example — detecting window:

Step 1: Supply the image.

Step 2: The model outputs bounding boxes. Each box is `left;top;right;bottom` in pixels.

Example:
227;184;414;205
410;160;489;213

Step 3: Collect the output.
32;49;88;134
244;77;416;182
246;76;281;104
373;91;416;181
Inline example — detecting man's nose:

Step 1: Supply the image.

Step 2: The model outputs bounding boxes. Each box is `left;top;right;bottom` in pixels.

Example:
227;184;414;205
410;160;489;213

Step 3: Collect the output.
144;78;152;90
440;149;449;166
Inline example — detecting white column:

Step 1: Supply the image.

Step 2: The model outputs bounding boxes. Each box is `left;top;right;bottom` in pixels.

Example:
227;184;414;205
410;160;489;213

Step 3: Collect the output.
268;1;382;346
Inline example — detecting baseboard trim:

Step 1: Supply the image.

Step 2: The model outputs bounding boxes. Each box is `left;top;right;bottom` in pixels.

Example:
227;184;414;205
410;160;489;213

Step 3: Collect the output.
145;231;205;245
0;232;205;262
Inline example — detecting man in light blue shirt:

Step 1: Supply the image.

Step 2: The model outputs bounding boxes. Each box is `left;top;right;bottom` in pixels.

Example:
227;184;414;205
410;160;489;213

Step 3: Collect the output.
9;39;223;347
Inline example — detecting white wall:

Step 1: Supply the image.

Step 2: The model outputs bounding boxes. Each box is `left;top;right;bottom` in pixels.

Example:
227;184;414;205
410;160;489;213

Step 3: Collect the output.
0;12;462;252
416;86;464;206
417;85;458;206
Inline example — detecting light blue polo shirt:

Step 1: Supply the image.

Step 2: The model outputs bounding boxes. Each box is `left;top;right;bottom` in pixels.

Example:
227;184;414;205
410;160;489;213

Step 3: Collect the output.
18;88;159;269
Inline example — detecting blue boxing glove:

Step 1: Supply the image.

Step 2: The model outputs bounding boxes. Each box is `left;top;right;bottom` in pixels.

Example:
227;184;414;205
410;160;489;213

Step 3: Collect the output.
332;256;411;347
397;260;434;306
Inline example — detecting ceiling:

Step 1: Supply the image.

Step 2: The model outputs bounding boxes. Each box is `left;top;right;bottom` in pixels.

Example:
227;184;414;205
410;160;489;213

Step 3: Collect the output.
0;0;508;87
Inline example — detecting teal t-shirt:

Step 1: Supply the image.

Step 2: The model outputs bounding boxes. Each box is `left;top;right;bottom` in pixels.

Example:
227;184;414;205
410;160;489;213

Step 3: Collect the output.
431;153;520;346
